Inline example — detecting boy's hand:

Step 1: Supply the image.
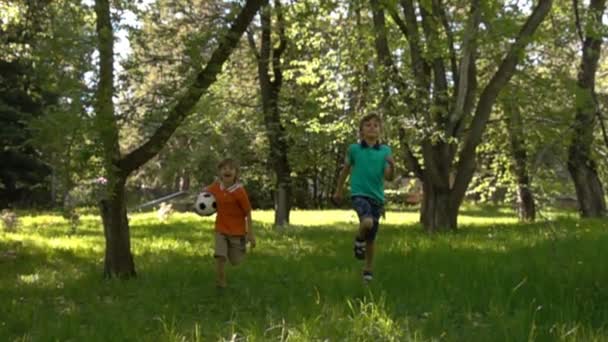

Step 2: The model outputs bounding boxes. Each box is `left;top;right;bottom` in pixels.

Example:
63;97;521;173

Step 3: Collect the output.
332;192;342;205
247;232;256;249
385;155;395;168
384;155;396;181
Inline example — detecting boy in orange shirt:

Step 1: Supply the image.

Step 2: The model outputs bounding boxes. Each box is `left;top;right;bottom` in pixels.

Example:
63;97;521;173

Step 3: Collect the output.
204;158;255;288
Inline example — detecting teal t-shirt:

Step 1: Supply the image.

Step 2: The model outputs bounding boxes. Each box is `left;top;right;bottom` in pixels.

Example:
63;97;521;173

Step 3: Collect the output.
347;143;392;204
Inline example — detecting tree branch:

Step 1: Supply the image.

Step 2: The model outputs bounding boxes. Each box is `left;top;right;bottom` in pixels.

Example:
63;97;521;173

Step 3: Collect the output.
573;0;585;44
272;0;286;89
447;0;480;135
246;28;260;60
399;128;423;178
119;0;268;174
432;0;458;87
420;2;449;124
453;0;553;203
400;0;431;96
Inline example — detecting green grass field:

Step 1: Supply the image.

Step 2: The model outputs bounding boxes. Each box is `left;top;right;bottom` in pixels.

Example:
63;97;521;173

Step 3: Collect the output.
1;208;607;341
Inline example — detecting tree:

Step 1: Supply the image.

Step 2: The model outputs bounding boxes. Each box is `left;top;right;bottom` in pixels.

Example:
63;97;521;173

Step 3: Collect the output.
248;0;293;226
368;0;553;231
93;0;267;278
0;0;57;207
567;0;607;217
502;94;535;221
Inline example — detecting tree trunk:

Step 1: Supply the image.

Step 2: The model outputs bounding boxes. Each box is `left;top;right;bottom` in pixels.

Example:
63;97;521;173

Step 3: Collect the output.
101;177;136;278
420;173;457;232
275;182;289;226
95;0;134;277
567;156;606;217
515;181;535;221
312;169;319;208
93;0;267;278
504;99;535;221
270;122;292;226
567;0;606;217
50;166;57;206
175;172;190;191
250;1;292;226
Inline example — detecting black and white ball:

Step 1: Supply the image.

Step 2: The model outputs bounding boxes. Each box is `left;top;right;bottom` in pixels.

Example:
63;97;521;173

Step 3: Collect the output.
194;192;217;216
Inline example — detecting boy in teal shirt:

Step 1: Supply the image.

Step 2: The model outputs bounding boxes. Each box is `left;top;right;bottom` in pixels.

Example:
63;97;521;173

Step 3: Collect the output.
333;114;395;282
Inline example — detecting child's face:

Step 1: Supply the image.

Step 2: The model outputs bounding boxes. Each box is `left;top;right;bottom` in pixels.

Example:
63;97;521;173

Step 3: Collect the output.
219;165;237;184
360;119;381;140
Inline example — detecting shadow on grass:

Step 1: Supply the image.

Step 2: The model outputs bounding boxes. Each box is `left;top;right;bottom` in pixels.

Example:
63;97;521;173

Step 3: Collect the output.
457;205;516;218
2;215;607;341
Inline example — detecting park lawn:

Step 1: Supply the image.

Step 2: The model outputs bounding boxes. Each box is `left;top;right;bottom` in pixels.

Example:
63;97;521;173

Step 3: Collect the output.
0;208;606;341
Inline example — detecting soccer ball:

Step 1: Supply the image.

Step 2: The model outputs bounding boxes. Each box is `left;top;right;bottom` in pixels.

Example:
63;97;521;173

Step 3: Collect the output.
194;192;217;216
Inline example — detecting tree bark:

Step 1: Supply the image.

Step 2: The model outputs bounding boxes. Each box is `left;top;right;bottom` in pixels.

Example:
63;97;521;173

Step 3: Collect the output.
567;0;607;217
420;176;458;231
504;100;535;221
94;0;267;278
250;1;292;227
101;176;135;278
95;0;134;278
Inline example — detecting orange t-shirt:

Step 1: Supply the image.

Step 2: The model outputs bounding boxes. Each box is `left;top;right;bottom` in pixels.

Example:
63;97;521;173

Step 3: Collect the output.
206;181;252;236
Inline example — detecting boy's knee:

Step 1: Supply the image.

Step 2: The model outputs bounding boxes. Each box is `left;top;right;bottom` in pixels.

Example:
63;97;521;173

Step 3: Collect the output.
361;217;374;230
215;255;227;263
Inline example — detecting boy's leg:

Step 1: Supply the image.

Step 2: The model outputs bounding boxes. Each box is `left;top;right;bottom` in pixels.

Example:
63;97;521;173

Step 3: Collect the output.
364;241;374;272
352;196;374;260
214;233;229;287
362;203;381;281
358;217;374;240
215;256;227;288
227;236;247;266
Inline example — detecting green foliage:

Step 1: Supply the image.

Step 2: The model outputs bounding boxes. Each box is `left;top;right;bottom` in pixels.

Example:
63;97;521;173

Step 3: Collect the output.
4;0;607;219
1;0;98;207
1;209;607;340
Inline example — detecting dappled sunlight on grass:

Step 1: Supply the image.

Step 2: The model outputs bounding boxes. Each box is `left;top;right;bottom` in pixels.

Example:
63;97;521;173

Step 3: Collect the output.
255;208;519;228
1;208;607;341
254;209;362;226
458;215;518;226
19;214;66;226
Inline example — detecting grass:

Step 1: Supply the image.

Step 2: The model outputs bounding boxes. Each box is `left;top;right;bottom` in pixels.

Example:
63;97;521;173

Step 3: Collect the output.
1;207;607;341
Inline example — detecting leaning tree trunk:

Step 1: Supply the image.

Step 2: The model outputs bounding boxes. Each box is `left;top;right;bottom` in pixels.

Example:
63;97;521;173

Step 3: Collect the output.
568;153;605;216
567;0;606;217
504;99;535;221
94;0;267;278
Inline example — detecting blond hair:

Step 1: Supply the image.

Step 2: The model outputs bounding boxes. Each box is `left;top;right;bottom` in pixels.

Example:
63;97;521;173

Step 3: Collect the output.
218;158;240;181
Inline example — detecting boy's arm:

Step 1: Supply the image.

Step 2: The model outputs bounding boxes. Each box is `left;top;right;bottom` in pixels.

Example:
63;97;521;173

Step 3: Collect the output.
333;163;351;204
384;155;395;181
246;211;255;248
201;180;215;192
237;188;255;248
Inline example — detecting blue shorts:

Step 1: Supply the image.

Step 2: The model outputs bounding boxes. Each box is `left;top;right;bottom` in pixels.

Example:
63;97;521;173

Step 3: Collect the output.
352;196;383;242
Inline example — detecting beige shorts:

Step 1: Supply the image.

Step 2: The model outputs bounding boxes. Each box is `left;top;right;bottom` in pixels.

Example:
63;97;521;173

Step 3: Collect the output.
214;232;246;265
